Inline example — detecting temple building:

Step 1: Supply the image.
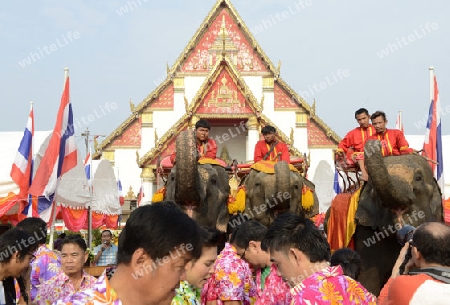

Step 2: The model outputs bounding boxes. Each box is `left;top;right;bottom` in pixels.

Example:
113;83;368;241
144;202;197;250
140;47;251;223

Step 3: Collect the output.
93;0;340;212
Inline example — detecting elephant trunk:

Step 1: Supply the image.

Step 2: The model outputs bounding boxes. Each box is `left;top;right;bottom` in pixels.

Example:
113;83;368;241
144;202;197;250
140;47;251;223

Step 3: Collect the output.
175;130;199;205
274;161;291;211
364;140;413;210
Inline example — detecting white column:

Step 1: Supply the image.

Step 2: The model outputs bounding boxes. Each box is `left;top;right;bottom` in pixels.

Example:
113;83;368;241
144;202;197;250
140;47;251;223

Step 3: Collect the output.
140;167;156;205
246;115;260;161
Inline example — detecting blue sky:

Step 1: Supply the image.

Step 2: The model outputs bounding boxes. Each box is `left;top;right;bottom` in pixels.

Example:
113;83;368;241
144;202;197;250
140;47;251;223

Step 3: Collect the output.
1;0;449;150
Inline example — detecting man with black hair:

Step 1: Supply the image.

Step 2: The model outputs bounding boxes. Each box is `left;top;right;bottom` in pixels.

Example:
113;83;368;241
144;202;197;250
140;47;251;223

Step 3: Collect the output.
263;212;376;304
56;201;202;304
93;230;118;266
170;118;218;164
203;220;257;305
379;222;450;304
369;110;413;156
0;228;38;305
336;108;374;181
254;125;290;163
36;235;96;304
172;226;221;305
16;217;61;303
233;220;291;305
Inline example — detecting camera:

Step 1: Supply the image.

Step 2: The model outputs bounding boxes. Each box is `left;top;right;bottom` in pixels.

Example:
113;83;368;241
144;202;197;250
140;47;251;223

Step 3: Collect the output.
396;225;415;275
396;225;415;246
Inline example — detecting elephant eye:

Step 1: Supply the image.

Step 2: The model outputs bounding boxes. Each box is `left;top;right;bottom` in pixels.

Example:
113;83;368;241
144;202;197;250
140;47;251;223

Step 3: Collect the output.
211;178;217;185
294;184;299;190
170;176;175;182
255;182;261;187
415;174;422;182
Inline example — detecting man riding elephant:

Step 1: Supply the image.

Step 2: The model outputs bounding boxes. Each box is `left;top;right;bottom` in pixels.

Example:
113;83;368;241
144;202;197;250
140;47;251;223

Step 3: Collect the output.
254;125;290;163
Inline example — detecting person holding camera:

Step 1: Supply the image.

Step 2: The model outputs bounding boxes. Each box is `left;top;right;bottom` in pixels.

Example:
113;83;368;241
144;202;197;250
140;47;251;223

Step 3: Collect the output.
93;230;118;266
379;222;450;304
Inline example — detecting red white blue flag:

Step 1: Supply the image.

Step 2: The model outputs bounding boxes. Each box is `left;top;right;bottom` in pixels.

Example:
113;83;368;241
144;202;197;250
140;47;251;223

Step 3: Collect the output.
423;70;444;196
10;104;34;215
117;170;124;206
84;153;91;187
29;77;78;221
333;168;342;196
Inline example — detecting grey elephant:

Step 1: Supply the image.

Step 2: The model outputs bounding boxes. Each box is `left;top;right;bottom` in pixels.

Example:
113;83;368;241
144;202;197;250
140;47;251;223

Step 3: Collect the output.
243;161;319;227
164;130;230;230
352;139;443;295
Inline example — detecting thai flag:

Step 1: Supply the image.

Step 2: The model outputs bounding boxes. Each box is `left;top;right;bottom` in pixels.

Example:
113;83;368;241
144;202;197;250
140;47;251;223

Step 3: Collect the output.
10;104;34;214
84;153;91;186
333;168;342;196
117;173;124;206
422;70;444;196
137;186;144;207
29;77;78;222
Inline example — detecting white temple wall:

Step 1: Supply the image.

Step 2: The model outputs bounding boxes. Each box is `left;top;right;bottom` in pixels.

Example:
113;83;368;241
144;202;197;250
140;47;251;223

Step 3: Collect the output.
210;126;248;163
242;76;263;104
308;148;335;213
184;76;207;104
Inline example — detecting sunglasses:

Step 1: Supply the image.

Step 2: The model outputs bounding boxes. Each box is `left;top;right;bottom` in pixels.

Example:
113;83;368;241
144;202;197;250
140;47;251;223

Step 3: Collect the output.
239;247;247;260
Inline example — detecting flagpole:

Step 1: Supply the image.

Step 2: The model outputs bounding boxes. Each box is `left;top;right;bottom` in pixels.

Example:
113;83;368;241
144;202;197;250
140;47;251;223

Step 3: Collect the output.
49;67;70;249
399;110;402;132
27;101;34;217
429;66;434;102
88;138;93;249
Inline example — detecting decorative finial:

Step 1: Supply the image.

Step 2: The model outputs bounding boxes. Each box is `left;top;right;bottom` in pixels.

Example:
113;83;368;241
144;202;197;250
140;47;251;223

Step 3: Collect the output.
93;136;99;152
184;95;189;113
166;62;170;75
276;60;281;78
221;15;226;58
290;127;294;145
129;98;136;113
135;150;140;165
311;99;316;116
260;95;264;111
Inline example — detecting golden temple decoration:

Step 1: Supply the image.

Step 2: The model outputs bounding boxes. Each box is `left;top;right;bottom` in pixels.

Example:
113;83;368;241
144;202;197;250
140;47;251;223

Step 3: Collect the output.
103;151;115;166
208;76;241;108
190;115;200;129
129;99;135;114
141;112;153;127
135;150;140;165
262;77;274;90
311;99;316;117
125;186;136;200
174;77;184;88
276;60;281;78
290;127;294;145
184;95;189;113
296;110;307;127
219;146;232;164
154;128;159;146
166;62;170;75
93;136;99;152
260;95;264;111
141;167;155;182
246;115;259;130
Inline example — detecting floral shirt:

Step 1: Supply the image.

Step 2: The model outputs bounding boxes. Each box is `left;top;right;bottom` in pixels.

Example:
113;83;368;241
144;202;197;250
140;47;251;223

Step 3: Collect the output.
290;265;377;305
31;244;61;302
35;270;96;304
171;280;201;305
54;269;120;305
203;243;257;305
255;263;291;305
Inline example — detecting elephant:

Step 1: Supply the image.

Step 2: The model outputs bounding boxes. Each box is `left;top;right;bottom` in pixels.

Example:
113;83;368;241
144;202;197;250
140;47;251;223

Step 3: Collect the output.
347;139;443;295
165;130;230;230
243;161;319;227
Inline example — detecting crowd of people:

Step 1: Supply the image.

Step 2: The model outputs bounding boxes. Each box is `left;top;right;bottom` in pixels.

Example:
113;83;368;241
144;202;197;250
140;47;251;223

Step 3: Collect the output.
0;203;448;304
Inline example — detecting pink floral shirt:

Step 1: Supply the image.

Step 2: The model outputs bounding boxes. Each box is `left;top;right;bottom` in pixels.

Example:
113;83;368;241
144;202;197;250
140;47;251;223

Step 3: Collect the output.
35;270;96;304
202;243;257;305
54;269;121;305
255;263;291;305
290;265;377;305
31;244;61;302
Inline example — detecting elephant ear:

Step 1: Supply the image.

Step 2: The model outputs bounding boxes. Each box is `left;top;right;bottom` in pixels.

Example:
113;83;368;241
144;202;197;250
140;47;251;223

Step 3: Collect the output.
430;179;444;222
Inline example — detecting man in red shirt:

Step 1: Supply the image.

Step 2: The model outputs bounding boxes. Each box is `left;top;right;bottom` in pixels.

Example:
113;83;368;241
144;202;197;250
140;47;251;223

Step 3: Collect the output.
369;111;413;156
254;125;290;163
336;108;375;181
170;119;217;164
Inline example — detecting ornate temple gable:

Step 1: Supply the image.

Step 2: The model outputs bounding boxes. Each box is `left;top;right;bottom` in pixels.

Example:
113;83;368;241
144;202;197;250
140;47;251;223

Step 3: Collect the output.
168;0;278;76
192;61;258;117
308;118;338;148
139;120;190;167
110;118;142;148
93;77;174;159
275;78;341;145
145;84;174;110
274;82;305;110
